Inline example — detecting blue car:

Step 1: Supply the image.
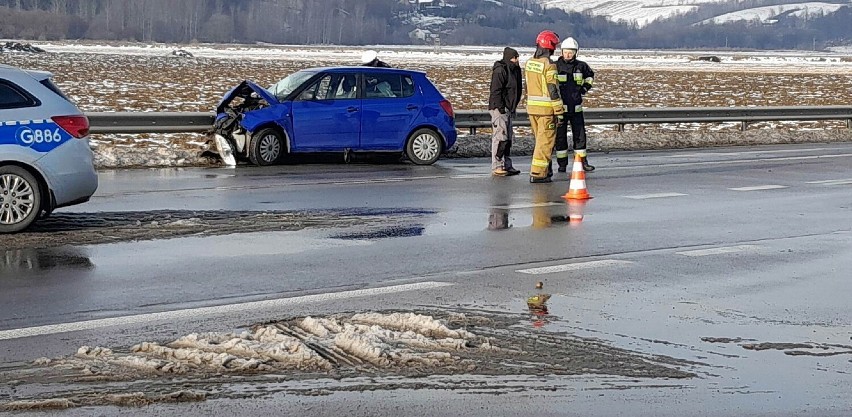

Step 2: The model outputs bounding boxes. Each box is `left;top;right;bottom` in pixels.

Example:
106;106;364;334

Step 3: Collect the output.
214;67;457;166
0;64;97;233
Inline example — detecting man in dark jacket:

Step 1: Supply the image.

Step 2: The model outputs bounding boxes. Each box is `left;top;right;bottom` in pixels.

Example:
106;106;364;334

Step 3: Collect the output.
555;37;595;172
488;47;523;176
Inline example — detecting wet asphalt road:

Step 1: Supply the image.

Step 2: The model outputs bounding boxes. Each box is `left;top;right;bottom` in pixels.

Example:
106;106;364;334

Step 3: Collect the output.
1;143;852;416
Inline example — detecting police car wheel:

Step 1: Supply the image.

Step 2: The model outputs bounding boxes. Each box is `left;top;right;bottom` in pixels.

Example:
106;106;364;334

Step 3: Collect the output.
0;165;42;233
248;128;284;166
405;128;442;165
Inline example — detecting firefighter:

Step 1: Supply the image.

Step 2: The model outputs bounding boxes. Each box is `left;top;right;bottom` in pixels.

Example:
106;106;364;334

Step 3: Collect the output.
554;37;596;172
525;30;564;184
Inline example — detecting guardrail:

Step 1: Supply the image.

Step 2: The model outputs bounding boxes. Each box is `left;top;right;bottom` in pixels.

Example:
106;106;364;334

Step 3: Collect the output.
87;106;852;135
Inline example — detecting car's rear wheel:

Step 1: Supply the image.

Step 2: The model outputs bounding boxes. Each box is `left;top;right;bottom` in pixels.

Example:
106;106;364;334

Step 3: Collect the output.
248;128;284;166
405;128;443;165
0;165;42;234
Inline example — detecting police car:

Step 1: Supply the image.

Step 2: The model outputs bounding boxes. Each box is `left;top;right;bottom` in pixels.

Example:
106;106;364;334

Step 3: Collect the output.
0;64;97;233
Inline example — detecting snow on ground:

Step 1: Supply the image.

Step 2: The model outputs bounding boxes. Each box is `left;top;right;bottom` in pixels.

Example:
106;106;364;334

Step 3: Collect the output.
26;41;852;73
700;2;847;24
35;313;483;376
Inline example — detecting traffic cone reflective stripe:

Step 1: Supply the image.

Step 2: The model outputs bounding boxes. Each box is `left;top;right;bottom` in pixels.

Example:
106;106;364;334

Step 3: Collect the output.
563;153;592;200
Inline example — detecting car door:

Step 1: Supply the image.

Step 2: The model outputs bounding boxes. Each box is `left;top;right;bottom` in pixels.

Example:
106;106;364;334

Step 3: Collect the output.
290;72;361;152
359;72;422;151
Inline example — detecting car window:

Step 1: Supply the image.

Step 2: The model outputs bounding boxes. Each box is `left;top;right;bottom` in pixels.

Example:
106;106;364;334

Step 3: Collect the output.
0;81;38;110
269;70;315;101
39;78;73;103
401;75;415;98
298;74;334;101
332;74;358;100
364;73;413;99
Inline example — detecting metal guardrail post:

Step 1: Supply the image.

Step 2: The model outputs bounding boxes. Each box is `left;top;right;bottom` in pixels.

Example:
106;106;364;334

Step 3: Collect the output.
741;121;748;131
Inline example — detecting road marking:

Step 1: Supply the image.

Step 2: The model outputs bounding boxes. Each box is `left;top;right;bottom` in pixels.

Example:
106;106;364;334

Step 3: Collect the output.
676;245;762;257
608;153;852;171
729;185;788;191
452;174;491;179
491;202;563;210
0;282;453;341
624;192;688;199
664;148;835;158
807;178;852;186
517;260;633;275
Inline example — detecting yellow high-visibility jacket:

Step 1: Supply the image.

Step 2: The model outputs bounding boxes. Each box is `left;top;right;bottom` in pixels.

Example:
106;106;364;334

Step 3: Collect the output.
524;57;564;117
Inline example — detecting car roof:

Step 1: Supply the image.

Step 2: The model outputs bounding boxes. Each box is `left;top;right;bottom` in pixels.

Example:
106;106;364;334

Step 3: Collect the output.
305;66;425;75
0;64;52;81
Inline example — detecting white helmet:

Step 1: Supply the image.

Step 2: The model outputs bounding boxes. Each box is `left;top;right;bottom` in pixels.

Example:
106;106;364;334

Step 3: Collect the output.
360;50;378;64
561;37;579;51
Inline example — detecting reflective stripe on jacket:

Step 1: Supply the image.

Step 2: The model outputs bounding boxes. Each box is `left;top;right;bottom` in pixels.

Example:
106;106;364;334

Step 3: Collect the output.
556;57;594;113
525;58;564;116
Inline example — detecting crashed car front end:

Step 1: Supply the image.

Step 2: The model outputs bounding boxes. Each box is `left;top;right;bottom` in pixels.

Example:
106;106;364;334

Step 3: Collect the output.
213;80;289;166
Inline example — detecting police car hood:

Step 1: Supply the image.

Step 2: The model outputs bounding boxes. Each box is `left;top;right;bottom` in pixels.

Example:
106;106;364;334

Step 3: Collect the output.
216;80;278;114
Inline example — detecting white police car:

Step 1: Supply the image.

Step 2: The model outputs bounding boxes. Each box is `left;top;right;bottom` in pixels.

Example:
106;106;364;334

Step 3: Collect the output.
0;64;97;233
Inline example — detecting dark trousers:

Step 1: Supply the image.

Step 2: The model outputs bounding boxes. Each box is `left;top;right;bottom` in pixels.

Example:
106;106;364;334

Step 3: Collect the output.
555;112;588;168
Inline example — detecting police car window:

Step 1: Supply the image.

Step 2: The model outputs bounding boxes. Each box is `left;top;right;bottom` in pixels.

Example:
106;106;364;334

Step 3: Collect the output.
39;79;73;103
0;81;38;110
364;73;406;99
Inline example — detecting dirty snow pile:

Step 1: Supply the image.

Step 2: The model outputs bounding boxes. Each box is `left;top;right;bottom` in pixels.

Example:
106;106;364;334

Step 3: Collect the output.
37;313;486;377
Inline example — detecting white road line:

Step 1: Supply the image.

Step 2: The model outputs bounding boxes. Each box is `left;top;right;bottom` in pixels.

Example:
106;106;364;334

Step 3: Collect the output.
664;148;834;158
608;153;852;171
0;282;453;341
517;260;633;275
807;178;852;186
451;174;491;179
729;185;788;191
624;192;688;199
676;245;762;257
491;202;563;210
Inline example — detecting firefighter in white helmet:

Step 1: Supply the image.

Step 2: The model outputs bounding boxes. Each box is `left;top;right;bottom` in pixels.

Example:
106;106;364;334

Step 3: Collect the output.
554;37;596;172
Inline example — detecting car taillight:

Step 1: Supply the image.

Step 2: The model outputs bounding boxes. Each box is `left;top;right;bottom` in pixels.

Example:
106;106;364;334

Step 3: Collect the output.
439;100;454;119
51;115;90;138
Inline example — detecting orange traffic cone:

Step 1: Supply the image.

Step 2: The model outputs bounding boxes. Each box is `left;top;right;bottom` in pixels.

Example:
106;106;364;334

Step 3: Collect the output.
563;153;592;200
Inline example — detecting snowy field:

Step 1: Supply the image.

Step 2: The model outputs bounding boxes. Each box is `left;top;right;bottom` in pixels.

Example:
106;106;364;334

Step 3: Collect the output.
2;41;851;167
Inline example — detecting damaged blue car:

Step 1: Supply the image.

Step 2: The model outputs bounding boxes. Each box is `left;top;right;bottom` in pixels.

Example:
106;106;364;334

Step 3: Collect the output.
214;67;457;166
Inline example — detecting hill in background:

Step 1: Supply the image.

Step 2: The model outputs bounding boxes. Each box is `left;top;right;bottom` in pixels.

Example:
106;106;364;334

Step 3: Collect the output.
0;0;849;50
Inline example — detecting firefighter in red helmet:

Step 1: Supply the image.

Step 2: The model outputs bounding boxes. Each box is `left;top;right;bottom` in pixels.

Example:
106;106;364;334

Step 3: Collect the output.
525;30;564;183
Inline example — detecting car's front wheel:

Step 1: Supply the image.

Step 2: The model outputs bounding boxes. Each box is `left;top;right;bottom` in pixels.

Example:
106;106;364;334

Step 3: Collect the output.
248;128;284;166
405;128;443;165
0;165;42;234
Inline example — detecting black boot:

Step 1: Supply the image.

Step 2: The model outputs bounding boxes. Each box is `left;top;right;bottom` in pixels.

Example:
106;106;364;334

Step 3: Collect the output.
557;158;569;173
546;164;554;178
530;176;552;184
582;156;595;172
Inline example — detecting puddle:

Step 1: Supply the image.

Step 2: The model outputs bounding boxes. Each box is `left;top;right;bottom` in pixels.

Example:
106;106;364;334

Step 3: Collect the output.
1;247;93;277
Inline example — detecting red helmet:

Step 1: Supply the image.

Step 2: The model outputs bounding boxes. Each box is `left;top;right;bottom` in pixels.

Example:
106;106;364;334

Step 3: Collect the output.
536;30;560;50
